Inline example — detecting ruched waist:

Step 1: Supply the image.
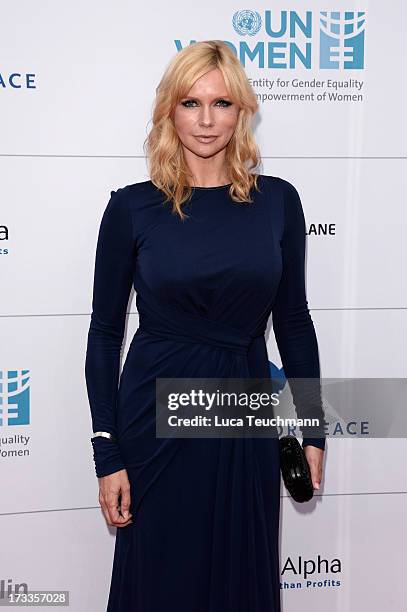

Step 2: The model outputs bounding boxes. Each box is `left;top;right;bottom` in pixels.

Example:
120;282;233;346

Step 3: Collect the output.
137;310;264;356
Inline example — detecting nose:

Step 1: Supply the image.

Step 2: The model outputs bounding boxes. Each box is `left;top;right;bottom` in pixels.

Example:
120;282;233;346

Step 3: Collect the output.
198;104;215;127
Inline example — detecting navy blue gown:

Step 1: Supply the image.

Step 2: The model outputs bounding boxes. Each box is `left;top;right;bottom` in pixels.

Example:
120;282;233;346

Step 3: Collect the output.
85;174;325;612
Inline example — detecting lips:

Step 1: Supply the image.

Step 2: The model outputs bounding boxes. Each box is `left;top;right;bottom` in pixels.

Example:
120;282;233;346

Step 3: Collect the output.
194;135;218;143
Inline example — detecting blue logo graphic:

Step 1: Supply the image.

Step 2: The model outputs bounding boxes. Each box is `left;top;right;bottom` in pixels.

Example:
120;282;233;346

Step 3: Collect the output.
0;370;30;426
269;361;287;393
175;10;366;70
320;11;366;69
232;9;262;36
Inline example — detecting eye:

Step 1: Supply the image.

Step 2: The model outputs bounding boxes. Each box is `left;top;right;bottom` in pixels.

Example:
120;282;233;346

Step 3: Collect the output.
180;99;233;108
181;99;198;108
216;99;232;107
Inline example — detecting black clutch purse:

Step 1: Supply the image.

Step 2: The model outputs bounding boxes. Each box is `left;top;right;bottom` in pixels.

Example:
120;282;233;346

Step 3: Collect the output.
279;435;314;503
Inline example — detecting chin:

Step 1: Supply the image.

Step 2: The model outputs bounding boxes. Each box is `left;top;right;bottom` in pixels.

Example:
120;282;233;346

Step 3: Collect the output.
195;150;221;159
188;143;225;158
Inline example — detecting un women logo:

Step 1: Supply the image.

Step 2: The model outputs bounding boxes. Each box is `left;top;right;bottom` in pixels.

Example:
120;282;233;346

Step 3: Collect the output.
232;10;262;36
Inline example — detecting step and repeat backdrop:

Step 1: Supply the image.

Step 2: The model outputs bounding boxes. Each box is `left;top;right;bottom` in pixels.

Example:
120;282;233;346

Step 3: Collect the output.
1;1;406;610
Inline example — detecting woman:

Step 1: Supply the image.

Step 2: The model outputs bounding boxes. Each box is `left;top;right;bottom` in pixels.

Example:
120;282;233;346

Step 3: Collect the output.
85;40;325;612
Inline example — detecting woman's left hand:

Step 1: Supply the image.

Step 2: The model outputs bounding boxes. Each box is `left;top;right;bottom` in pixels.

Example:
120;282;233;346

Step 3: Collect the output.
303;446;325;490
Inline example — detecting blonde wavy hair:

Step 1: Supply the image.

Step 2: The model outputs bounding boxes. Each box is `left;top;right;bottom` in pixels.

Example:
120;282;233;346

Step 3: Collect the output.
143;40;262;220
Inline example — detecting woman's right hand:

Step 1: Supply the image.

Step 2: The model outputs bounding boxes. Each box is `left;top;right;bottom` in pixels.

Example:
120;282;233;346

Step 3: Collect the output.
98;469;133;527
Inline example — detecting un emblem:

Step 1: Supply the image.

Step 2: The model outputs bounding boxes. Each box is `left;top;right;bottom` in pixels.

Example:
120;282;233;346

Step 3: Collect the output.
232;10;262;37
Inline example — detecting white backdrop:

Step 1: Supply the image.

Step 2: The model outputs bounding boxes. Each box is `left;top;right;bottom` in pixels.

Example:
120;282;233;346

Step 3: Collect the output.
1;1;406;610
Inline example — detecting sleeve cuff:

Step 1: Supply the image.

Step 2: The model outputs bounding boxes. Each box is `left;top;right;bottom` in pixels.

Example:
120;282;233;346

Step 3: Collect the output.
91;436;126;478
302;437;326;451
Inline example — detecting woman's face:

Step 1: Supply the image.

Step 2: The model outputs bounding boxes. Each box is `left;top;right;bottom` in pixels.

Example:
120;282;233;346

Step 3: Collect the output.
172;68;240;160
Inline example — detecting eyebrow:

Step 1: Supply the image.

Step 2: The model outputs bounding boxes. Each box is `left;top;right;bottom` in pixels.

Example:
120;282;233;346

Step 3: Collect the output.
181;95;232;101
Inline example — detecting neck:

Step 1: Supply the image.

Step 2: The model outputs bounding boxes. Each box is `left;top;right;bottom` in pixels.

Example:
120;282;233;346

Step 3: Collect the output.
183;148;229;188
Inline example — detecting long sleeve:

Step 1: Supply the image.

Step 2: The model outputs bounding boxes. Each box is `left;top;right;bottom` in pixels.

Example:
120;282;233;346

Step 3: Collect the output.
85;187;136;477
272;178;326;451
